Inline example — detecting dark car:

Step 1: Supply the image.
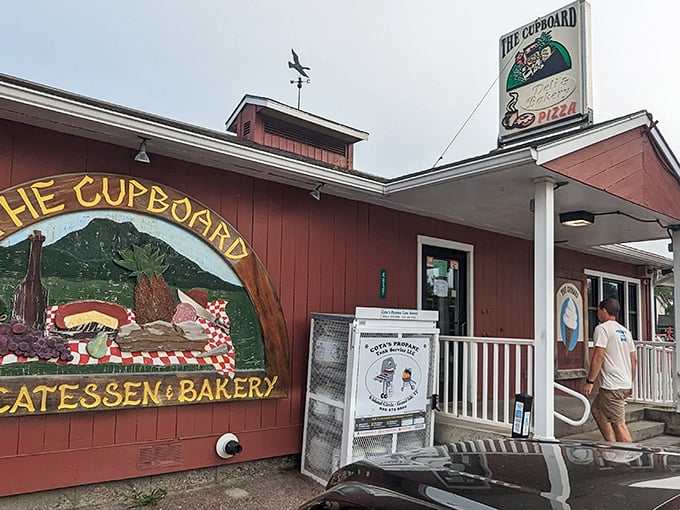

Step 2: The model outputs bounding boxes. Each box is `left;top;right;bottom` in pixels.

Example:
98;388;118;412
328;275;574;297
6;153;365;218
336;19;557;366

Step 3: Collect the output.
299;438;680;509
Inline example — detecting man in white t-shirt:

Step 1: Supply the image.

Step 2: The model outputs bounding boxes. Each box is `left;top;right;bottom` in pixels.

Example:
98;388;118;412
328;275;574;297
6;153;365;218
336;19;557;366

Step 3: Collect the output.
581;298;637;442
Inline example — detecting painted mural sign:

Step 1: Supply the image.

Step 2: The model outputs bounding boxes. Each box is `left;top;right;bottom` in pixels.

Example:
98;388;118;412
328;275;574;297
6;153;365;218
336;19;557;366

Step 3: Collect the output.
557;282;584;351
0;173;289;415
354;336;430;436
498;0;591;143
555;274;588;378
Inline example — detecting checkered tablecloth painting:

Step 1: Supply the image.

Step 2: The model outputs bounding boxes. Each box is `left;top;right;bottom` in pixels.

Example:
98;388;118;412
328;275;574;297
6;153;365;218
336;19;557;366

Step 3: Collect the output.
1;301;235;376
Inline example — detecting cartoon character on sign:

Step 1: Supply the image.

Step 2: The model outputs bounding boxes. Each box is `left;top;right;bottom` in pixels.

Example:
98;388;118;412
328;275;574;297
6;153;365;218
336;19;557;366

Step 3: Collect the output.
401;368;416;391
506;31;572;91
374;356;396;399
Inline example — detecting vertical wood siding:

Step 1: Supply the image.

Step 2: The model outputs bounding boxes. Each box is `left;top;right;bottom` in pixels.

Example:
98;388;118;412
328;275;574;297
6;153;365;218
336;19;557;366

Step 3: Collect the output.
0;119;652;495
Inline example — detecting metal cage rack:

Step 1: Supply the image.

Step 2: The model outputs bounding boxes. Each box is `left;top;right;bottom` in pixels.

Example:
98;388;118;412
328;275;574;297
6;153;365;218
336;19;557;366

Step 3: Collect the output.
301;308;439;484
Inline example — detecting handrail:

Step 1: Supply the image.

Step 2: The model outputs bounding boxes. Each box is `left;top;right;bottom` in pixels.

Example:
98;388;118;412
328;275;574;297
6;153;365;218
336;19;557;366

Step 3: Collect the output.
554;381;590;426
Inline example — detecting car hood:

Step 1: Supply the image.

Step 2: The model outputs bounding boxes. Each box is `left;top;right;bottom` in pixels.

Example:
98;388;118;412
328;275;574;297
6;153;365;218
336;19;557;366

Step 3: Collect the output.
300;439;680;509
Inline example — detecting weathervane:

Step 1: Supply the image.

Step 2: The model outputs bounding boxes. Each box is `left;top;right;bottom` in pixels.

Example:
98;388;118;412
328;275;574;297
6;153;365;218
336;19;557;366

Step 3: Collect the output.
288;48;310;109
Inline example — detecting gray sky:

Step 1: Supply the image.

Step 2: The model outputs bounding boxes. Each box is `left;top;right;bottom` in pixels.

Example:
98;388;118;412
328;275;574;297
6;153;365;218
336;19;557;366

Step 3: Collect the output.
1;1;677;256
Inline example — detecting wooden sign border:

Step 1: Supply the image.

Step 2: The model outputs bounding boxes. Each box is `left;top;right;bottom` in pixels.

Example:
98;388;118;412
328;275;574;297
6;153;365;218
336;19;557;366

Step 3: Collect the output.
0;173;290;415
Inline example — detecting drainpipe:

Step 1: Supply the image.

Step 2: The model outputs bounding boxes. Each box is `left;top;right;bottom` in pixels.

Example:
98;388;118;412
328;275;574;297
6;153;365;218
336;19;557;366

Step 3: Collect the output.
672;228;680;413
533;176;555;439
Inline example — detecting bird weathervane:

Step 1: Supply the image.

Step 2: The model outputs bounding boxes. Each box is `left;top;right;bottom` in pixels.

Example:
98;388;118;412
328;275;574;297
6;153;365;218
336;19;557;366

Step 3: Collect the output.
288;48;310;109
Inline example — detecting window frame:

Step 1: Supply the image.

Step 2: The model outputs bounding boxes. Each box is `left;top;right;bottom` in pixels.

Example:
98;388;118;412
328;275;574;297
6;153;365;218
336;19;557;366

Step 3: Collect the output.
584;269;642;340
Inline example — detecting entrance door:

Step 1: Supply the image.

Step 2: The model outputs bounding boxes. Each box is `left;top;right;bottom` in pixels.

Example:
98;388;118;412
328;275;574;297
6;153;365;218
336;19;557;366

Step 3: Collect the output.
421;244;468;407
421;245;468;337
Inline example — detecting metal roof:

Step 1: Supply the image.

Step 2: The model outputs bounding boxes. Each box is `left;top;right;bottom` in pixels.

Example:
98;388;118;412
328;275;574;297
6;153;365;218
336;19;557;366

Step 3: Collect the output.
225;94;369;142
0;73;675;269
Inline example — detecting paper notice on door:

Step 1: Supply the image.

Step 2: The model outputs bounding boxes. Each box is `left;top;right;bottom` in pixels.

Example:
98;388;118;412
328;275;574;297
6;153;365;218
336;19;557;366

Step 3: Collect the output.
434;279;448;298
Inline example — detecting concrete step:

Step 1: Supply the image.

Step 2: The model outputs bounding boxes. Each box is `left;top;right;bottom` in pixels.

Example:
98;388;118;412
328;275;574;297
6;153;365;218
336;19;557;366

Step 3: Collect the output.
561;419;666;443
435;398;680;449
554;402;646;438
636;434;680;448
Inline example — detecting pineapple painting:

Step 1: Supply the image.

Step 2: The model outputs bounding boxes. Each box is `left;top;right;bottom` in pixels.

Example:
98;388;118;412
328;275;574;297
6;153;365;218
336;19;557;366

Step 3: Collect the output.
114;244;176;324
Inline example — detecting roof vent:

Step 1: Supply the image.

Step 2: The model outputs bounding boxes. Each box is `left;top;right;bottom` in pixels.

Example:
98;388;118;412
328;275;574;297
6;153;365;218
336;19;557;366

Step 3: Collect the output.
226;95;368;170
264;117;346;155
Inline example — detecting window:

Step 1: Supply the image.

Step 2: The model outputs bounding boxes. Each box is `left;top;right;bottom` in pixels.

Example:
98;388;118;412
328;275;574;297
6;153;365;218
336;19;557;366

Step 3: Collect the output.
585;270;641;340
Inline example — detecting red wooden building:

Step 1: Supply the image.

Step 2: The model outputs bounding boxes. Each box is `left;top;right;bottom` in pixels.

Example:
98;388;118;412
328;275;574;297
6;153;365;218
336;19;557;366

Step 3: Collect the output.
0;73;678;497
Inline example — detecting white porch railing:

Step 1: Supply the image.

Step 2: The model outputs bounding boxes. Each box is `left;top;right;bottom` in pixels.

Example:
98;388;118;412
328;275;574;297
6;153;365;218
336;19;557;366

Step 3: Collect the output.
439;336;676;431
632;340;675;407
439;335;534;429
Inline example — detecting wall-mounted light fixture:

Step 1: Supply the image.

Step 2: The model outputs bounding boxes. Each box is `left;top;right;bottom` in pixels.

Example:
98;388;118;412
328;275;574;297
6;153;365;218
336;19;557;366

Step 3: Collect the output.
559;210;595;227
310;183;324;201
559;210;679;250
134;137;151;164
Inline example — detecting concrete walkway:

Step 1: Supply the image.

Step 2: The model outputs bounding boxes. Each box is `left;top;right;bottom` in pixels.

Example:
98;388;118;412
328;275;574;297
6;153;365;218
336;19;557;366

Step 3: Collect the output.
0;455;325;510
148;470;323;510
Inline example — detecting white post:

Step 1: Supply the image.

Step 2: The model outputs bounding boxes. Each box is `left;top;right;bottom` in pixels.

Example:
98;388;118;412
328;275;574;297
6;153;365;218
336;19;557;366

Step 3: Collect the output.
533;177;555;439
672;228;680;412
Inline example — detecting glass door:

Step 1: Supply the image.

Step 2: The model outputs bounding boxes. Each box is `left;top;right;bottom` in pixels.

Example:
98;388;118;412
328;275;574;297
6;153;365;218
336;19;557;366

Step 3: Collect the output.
421;245;468;407
421;245;468;337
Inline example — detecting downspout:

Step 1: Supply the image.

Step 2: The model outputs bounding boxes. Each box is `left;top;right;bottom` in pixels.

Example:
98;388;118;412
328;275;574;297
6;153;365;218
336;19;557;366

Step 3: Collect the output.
534;176;555;439
672;228;680;412
650;274;658;341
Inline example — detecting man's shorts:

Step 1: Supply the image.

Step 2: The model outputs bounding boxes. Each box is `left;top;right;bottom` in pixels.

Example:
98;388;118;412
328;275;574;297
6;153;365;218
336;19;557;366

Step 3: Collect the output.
592;388;629;423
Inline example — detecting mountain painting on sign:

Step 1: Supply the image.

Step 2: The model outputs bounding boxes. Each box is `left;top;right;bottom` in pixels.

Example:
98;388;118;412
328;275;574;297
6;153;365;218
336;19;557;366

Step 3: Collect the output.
0;214;264;376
